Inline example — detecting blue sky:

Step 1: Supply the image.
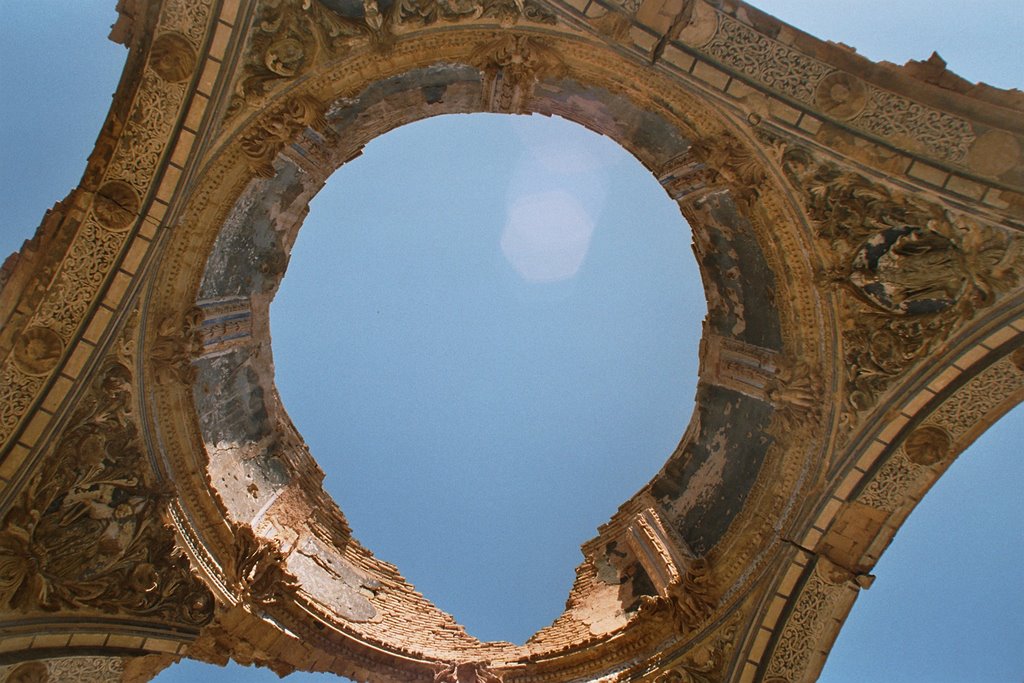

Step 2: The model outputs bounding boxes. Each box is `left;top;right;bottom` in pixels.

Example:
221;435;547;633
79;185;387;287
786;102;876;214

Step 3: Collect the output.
1;2;1021;682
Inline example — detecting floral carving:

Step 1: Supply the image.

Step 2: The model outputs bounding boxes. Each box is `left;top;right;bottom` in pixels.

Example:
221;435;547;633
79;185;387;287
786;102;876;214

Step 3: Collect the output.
398;0;556;27
687;133;767;210
781;146;1021;423
703;14;830;103
227;525;298;607
230;0;557;118
766;357;821;431
434;662;503;683
636;555;714;635
903;425;951;466
12;326;64;376
151;307;204;385
239;95;328;178
229;0;367;117
472;35;566;113
0;361;213;626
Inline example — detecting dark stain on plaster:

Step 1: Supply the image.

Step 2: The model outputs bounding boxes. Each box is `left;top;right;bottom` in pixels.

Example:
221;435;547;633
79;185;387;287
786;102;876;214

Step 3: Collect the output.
651;385;774;555
195;349;270;447
198;162;304;300
695;192;782;351
534;79;692;168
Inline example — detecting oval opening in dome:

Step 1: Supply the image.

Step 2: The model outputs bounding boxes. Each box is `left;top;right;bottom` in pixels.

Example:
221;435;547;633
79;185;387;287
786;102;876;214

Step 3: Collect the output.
269;112;703;644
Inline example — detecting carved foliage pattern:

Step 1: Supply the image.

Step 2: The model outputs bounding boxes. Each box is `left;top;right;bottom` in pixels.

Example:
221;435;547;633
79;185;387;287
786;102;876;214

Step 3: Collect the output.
764;562;849;681
851;87;975;163
704;16;830;103
780;147;1021;425
0;657;124;683
230;0;556;117
106;72;187;193
0;360;214;626
859;357;1021;510
929;356;1024;441
30;219;124;341
0;369;44;444
0;4;208;448
701;12;974;163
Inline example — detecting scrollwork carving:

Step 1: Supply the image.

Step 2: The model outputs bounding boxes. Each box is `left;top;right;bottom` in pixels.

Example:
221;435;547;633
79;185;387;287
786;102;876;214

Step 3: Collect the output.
781;146;1021;425
471;35;566;114
0;360;213;626
229;0;368;117
151;307;204;385
239;95;328;178
398;0;556;27
226;524;299;607
766;357;821;431
433;662;503;683
636;555;714;635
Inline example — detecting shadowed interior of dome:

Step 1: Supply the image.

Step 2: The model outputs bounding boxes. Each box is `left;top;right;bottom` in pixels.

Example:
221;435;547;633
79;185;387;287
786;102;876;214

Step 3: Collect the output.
268;113;704;644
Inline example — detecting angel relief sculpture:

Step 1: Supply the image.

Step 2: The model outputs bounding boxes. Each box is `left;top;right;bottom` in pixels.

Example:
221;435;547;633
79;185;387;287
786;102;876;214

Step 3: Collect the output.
850;226;967;315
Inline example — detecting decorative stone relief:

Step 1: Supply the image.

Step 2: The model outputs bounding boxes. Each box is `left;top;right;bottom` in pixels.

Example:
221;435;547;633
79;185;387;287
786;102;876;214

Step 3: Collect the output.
151;307;204;385
0;360;214;626
628;510;714;635
903;425;952;466
703;15;831;103
859;355;1023;512
0;657;123;683
226;524;298;607
11;326;64;376
149;32;198;84
434;662;503;683
929;355;1024;441
472;35;566;113
780;146;1021;426
763;559;854;682
93;181;141;232
850;87;975;163
700;11;975;163
814;71;868;121
239;95;329;177
105;72;188;194
0;367;44;444
229;0;557;118
398;0;556;27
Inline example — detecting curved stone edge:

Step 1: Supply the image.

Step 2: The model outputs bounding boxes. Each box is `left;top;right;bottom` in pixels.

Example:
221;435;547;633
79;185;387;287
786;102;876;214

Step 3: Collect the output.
549;0;1024;221
738;314;1024;683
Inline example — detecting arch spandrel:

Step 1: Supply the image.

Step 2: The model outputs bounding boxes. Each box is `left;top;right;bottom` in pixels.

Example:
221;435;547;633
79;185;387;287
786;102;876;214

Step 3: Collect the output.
0;1;1021;681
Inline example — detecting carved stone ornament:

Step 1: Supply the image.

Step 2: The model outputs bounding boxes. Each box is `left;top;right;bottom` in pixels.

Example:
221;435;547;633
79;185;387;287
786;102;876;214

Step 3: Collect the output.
903;425;952;466
765;357;820;431
12;325;64;376
149;32;198;84
433;662;503;683
150;307;204;385
0;360;214;626
472;34;566;113
814;71;868;121
780;145;1022;421
652;619;738;683
239;95;328;178
226;524;299;607
229;0;556;117
93;180;141;232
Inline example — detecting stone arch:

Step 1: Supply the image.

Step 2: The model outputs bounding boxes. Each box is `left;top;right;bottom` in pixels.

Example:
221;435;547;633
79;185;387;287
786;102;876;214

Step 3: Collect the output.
0;1;1020;681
